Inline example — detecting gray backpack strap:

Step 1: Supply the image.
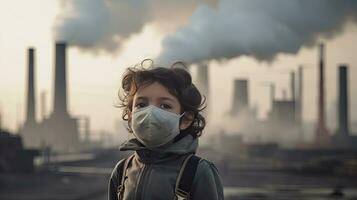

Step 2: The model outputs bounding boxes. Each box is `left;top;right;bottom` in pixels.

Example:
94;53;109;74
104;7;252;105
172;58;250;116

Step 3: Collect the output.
117;154;135;200
175;154;201;200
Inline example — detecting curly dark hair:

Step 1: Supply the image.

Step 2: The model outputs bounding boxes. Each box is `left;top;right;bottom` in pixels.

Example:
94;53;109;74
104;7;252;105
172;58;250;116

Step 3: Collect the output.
117;60;206;138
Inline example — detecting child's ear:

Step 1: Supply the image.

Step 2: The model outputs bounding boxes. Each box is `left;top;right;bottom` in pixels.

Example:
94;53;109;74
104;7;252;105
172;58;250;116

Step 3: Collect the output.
179;111;194;130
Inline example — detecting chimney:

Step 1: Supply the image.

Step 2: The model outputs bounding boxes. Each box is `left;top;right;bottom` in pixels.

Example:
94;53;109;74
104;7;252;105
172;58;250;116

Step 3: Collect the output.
196;63;209;99
315;43;330;145
290;71;296;102
41;91;47;121
338;65;349;137
297;66;303;123
26;48;36;123
290;71;297;121
231;79;249;115
194;63;210;118
53;42;68;116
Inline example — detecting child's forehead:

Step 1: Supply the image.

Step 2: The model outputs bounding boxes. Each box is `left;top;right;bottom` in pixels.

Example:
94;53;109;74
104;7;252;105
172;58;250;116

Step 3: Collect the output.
136;81;168;92
134;81;178;100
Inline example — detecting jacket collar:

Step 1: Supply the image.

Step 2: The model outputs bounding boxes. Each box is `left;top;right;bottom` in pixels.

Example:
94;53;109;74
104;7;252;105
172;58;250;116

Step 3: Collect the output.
119;134;198;163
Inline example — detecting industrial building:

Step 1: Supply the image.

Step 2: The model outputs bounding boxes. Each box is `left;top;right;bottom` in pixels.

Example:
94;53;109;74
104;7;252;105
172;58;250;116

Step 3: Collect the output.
21;43;81;152
0;129;38;172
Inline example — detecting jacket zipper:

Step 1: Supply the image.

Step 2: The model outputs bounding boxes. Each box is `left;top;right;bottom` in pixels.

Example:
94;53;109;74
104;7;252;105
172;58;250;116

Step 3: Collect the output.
134;165;145;200
135;164;152;200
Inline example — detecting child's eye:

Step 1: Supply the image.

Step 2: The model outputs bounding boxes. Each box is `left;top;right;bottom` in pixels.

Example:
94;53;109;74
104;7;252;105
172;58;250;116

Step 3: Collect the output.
136;102;147;108
160;104;172;109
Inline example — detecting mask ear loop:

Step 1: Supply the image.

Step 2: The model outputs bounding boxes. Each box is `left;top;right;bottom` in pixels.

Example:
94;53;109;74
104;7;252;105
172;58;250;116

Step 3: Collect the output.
180;112;186;118
178;112;187;129
173;111;192;142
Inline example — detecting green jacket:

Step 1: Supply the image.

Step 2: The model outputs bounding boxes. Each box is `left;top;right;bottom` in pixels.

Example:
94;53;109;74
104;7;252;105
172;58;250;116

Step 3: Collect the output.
108;134;224;200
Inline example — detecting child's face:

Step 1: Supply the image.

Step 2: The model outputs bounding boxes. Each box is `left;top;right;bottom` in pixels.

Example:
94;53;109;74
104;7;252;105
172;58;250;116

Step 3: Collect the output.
131;81;192;130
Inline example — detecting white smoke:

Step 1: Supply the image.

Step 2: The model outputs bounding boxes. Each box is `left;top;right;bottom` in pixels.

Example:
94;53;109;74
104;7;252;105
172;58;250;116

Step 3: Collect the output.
54;0;150;52
53;0;216;53
157;0;357;64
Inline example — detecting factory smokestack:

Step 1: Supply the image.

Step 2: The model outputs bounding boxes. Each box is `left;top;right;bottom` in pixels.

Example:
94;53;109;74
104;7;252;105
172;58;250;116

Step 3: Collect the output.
53;43;68;116
337;65;349;137
26;48;36;123
22;48;42;148
195;64;210;118
290;71;297;122
41;91;47;121
41;42;80;152
314;43;330;146
297;66;303;124
290;71;296;102
195;63;209;99
231;79;249;115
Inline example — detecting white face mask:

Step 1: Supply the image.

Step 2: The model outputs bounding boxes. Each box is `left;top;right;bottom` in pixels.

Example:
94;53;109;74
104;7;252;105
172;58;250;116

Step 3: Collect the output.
131;105;185;148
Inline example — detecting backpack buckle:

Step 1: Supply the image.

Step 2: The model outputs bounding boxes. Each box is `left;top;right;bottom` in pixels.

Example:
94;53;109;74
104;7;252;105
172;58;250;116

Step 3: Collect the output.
175;195;186;200
117;185;124;199
175;189;189;200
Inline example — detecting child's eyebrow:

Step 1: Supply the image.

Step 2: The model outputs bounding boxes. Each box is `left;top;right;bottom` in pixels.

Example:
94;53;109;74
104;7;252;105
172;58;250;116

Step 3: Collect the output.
135;96;176;102
136;96;148;101
159;97;176;102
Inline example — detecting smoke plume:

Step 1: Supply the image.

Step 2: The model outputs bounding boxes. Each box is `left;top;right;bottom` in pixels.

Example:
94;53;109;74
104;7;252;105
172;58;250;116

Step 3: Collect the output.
157;0;357;64
53;0;216;53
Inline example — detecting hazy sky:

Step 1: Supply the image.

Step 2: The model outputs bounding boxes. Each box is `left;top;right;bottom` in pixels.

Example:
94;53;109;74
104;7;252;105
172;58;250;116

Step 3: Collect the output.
1;0;356;136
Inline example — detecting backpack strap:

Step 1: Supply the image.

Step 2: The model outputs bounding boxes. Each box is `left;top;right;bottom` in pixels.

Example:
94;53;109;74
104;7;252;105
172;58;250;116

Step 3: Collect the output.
117;154;135;200
175;154;201;200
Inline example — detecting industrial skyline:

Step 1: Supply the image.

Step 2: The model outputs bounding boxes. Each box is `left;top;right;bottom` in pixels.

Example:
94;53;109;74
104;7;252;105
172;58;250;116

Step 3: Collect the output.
15;40;357;150
1;0;357;141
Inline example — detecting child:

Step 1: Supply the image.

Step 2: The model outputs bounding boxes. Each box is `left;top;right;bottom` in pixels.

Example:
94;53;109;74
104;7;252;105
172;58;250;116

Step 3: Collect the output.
108;60;224;200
